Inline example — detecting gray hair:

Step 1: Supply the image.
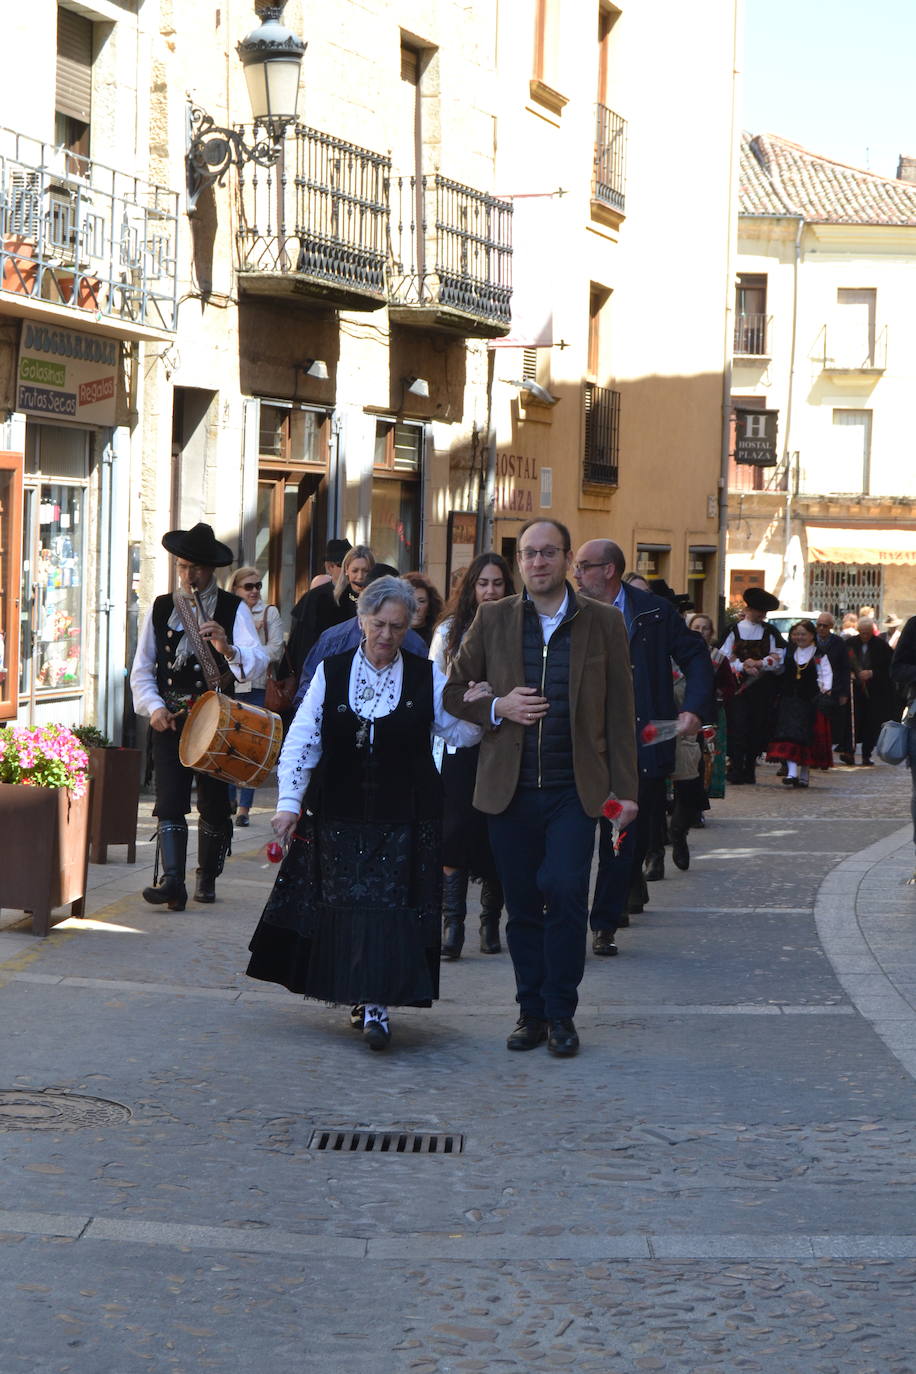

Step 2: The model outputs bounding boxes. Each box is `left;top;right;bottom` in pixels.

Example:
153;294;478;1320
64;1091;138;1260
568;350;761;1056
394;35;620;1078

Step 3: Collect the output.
357;575;416;621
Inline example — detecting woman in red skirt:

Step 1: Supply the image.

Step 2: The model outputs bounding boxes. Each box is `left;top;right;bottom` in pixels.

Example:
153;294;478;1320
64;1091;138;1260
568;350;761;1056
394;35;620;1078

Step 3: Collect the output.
767;619;833;788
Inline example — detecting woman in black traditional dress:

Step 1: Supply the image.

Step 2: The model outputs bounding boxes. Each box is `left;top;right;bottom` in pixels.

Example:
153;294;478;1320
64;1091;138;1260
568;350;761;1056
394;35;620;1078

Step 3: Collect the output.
429;553;515;959
766;619;833;788
247;577;483;1051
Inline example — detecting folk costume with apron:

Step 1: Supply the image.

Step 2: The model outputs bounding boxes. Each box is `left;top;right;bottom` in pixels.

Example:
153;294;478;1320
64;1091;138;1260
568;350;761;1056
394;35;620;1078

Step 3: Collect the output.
766;643;833;771
247;646;480;1009
722;589;786;784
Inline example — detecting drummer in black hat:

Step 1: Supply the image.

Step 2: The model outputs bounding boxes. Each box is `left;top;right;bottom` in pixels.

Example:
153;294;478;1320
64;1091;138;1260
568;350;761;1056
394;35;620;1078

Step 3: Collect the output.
130;523;268;910
720;586;786;784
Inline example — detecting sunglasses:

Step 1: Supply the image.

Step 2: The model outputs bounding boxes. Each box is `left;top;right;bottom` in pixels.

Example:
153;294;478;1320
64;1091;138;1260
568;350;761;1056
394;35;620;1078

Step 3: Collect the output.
239;581;262;591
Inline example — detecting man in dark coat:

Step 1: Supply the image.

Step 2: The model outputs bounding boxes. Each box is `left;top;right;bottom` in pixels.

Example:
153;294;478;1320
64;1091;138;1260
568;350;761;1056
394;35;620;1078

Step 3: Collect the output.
573;539;713;954
815;612;852;759
848;616;896;764
891;617;916;874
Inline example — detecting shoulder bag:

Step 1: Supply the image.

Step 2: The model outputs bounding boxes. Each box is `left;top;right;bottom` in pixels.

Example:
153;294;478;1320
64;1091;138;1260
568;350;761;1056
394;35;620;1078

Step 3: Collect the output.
875;706;915;766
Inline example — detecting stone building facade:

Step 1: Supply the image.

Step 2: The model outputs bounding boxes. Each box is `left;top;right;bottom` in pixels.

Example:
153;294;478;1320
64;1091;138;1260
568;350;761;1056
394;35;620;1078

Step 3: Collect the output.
0;0;740;735
728;133;916;622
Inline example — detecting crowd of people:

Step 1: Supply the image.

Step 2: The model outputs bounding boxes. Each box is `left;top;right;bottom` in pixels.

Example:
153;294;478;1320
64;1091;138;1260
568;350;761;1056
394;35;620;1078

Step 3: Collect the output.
130;520;916;1060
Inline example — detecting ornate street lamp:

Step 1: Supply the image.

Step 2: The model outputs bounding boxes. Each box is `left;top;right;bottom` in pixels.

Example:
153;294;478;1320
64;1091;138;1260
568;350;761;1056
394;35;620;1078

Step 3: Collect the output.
186;4;306;211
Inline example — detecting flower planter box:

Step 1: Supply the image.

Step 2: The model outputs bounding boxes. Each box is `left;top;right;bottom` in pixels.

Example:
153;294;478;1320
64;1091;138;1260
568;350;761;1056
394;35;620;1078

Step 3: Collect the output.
0;783;91;936
87;747;142;864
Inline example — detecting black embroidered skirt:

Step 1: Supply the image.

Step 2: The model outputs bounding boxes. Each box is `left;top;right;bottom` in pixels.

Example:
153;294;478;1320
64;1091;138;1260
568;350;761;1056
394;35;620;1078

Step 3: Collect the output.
246;814;442;1007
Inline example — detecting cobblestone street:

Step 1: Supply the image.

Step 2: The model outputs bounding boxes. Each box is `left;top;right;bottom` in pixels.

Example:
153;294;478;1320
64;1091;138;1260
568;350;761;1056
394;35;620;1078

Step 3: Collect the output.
2;759;916;1372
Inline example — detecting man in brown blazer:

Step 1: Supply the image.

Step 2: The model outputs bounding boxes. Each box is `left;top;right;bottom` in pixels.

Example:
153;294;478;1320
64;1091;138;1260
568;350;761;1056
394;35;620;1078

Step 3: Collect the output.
443;518;638;1057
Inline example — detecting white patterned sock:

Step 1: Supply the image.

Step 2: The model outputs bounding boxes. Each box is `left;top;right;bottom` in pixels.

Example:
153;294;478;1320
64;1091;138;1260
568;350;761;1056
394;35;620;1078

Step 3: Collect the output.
364;1004;389;1028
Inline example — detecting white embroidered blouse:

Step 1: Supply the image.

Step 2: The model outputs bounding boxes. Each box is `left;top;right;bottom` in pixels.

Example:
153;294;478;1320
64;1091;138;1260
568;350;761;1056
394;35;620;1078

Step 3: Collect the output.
276;651;483;813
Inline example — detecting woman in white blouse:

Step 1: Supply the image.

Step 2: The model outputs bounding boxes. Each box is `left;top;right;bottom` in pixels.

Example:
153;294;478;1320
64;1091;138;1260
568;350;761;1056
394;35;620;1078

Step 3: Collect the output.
766;619;834;788
246;577;484;1051
227;567;287;825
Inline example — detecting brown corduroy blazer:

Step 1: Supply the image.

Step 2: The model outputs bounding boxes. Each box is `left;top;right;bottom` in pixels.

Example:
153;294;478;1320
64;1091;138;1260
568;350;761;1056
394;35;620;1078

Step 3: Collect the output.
442;589;638;817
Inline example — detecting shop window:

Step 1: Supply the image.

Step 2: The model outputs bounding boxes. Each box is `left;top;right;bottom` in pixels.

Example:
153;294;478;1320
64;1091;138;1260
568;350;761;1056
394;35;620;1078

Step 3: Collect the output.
687;548;715;615
372;419;422;569
31;484;85;692
0;453;23;720
635;546;669;580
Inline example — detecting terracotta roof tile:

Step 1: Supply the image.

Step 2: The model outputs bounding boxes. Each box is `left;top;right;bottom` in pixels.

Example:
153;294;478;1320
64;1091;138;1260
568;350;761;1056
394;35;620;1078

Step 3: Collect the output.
740;132;916;225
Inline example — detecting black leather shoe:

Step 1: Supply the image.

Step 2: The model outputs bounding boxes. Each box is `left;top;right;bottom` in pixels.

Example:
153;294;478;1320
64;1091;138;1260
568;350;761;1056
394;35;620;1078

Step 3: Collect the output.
506;1016;547;1051
363;1018;391;1051
592;931;618;956
547;1019;579;1057
644;850;665;882
671;832;690;871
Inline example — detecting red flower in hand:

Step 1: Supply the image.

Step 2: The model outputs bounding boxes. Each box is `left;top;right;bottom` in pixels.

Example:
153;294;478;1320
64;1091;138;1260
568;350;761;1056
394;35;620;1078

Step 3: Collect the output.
602;798;623;821
640;723;658;744
265;841;284;864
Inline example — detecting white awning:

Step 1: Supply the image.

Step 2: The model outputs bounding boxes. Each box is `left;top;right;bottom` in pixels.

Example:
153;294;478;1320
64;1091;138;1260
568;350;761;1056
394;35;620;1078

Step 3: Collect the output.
806;525;916;566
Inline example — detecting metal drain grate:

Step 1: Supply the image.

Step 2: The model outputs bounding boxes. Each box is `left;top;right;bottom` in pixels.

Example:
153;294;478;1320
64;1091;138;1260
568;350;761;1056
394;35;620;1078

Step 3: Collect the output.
308;1129;463;1154
0;1091;131;1132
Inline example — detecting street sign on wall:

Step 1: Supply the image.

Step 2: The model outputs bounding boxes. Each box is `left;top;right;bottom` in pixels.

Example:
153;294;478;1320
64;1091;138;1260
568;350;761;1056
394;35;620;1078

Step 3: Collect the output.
16;323;118;426
734;408;778;466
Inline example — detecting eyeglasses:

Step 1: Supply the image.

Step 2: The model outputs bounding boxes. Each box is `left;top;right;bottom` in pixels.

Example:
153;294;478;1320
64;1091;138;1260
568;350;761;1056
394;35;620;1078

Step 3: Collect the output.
573;560;612;575
239;581;262;591
518;545;567;563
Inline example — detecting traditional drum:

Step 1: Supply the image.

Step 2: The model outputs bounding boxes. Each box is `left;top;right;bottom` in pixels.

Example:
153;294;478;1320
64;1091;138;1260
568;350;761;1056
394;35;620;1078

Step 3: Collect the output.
179;692;283;788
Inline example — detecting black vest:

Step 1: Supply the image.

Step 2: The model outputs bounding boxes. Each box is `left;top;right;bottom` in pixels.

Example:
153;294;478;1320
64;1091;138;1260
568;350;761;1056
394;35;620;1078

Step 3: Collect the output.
309;648;443;824
517;596;576;790
152;590;240;701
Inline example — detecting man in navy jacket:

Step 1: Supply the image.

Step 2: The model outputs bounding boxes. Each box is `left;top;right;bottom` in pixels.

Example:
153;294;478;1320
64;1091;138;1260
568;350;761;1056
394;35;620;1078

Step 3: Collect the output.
574;538;713;954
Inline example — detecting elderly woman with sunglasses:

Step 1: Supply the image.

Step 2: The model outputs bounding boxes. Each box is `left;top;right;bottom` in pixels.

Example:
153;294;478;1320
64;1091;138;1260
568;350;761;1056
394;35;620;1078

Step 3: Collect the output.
226;566;287;825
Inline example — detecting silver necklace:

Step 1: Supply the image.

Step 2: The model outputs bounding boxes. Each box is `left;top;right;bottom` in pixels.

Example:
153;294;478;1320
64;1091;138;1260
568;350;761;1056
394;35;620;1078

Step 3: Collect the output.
354;648;399;749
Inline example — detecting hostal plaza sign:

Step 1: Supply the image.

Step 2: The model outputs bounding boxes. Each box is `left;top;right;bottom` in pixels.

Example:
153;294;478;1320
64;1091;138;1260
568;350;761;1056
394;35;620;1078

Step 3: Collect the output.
734;408;778;467
495;452;539;514
17;324;118;427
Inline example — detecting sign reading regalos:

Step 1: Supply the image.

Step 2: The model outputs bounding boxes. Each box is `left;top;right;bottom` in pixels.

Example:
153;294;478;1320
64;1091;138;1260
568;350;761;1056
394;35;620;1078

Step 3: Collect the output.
17;323;118;426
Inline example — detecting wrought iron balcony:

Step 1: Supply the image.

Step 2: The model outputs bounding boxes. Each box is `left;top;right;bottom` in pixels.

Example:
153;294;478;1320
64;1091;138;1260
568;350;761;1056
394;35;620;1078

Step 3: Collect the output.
583;382;620;487
388;174;512;338
734;312;770;356
819;324;887;373
236;124;390;310
593;104;627;215
0;126;178;336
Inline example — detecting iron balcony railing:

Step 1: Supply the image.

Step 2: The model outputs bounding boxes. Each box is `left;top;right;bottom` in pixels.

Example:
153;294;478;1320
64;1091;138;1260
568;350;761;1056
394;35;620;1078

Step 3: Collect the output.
734;312;770;356
236;124;391;305
389;173;512;329
594;103;627;213
819;323;888;372
583;382;621;486
0;126;178;332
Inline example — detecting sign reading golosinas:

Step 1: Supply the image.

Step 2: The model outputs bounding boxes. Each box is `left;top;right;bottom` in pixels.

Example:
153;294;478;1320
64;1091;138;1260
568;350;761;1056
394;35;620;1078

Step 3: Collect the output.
16;323;118;426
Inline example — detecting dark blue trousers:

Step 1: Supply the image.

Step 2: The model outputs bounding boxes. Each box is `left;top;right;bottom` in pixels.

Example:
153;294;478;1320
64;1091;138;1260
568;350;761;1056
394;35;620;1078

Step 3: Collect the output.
488;786;597;1021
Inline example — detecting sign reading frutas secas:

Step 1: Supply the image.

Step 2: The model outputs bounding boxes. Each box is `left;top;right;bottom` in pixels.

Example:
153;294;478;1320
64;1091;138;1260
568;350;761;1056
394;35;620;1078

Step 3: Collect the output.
16;323;118;426
734;408;779;466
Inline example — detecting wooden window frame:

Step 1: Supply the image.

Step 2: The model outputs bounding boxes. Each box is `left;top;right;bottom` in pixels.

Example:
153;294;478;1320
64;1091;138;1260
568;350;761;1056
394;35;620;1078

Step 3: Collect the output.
373;418;423;478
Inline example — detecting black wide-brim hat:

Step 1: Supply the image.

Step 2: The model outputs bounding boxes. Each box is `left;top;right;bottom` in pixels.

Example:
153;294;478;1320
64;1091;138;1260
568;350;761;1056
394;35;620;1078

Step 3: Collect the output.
743;586;780;613
161;522;234;568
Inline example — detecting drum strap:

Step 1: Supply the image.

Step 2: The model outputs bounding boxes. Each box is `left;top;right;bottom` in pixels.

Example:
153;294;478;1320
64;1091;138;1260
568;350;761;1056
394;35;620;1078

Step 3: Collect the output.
172;592;232;693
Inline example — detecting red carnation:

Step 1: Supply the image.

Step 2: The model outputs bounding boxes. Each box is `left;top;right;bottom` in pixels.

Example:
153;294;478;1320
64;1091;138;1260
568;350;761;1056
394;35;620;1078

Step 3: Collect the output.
640;723;658;744
265;841;284;864
602;798;623;821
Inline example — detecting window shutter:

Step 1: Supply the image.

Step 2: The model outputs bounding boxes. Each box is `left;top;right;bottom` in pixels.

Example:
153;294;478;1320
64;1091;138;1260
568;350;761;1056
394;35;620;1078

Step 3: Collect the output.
56;9;93;123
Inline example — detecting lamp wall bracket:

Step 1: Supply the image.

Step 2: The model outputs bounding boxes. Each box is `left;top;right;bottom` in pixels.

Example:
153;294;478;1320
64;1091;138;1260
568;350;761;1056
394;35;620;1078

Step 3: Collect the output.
186;103;286;212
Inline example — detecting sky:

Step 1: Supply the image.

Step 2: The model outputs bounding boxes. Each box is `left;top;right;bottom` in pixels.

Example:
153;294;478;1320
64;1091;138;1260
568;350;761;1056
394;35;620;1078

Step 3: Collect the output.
742;0;916;180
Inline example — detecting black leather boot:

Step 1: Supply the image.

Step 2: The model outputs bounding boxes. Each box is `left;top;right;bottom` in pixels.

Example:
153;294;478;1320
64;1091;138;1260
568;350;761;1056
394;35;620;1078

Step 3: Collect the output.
143;821;188;911
644;848;665;882
479;878;503;953
441;869;468;960
194;819;232;903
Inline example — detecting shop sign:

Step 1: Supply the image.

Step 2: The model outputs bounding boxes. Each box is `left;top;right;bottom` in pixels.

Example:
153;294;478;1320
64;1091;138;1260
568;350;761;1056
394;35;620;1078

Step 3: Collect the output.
495;452;538;515
16;323;118;426
734;408;778;466
446;511;478;594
